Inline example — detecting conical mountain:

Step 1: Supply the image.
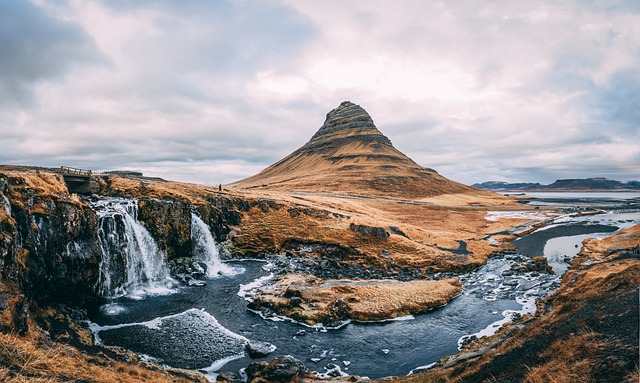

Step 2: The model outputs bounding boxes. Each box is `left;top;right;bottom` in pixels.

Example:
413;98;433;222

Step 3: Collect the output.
229;101;478;199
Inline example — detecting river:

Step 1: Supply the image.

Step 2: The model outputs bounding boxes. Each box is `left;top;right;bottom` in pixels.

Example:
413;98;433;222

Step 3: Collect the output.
87;192;640;380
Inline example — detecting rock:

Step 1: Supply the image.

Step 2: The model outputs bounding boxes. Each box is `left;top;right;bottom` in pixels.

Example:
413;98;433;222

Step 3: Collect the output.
217;371;241;382
192;261;207;275
245;340;277;358
187;279;207;287
289;296;302;307
295;330;307;337
349;223;390;242
246;355;310;383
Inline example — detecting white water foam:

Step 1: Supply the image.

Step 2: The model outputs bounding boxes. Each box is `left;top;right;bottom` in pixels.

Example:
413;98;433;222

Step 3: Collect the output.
237;273;275;299
457;295;537;350
409;362;437;375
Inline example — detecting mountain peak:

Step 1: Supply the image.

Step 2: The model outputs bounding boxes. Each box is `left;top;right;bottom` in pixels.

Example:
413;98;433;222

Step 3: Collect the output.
312;101;375;139
230;102;477;199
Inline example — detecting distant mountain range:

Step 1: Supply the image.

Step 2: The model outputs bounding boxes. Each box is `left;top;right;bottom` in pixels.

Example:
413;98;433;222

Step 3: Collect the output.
472;177;640;191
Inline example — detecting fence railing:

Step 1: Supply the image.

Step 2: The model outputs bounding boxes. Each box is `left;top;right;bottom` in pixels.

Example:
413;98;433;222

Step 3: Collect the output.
59;166;92;177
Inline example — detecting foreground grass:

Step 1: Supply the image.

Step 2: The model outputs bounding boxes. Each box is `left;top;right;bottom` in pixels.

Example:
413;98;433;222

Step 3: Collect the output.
0;329;206;383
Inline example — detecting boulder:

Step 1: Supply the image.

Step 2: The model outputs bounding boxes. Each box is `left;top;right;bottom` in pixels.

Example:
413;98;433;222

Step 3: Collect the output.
246;340;277;358
246;355;310;383
349;223;389;242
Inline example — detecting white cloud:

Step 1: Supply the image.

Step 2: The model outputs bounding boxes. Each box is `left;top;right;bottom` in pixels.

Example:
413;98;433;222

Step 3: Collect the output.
0;0;638;185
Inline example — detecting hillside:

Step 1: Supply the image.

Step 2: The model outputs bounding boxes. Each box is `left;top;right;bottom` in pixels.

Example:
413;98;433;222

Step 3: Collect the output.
230;101;485;200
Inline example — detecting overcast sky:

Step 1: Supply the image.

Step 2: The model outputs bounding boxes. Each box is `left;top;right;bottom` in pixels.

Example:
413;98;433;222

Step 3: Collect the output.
1;0;638;185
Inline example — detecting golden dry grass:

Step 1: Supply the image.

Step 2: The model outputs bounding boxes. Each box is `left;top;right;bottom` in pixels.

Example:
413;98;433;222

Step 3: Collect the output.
254;274;462;324
0;330;207;383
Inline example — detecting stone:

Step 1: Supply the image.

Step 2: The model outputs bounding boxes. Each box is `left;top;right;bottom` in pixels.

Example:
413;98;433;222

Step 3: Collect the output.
246;355;310;382
245;340;277;358
289;296;303;307
349;223;390;242
217;371;241;382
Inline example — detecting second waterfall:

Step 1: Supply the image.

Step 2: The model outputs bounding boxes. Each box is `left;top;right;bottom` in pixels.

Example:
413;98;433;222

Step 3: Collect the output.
191;212;240;278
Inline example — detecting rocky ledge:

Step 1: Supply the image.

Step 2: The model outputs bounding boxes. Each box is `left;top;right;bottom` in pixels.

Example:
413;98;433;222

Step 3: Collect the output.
247;274;462;327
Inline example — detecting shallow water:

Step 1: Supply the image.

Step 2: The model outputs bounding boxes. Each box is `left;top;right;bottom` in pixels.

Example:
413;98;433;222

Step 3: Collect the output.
88;197;640;379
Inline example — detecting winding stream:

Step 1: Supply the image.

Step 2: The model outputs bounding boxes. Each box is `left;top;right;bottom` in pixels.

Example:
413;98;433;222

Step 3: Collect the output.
88;193;639;380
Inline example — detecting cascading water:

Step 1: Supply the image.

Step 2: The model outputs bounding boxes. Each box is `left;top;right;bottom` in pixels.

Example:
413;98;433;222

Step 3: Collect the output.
92;198;174;298
191;212;239;277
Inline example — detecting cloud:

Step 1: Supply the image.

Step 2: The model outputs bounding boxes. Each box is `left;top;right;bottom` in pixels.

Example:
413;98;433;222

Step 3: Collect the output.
0;1;104;108
0;0;638;185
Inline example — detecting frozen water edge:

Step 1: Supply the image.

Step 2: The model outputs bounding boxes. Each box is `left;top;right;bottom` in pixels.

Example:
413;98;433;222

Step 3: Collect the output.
457;296;536;350
89;308;249;373
485;211;551;221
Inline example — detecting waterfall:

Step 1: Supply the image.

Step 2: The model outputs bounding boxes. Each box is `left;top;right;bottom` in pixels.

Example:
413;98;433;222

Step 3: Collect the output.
93;198;174;298
191;213;238;277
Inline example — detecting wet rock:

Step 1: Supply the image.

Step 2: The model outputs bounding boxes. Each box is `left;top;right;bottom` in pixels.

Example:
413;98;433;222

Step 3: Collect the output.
289;296;302;307
246;355;311;383
505;256;554;275
245;340;277;359
388;226;408;238
295;330;307;337
323;299;349;327
137;199;192;261
217;371;242;382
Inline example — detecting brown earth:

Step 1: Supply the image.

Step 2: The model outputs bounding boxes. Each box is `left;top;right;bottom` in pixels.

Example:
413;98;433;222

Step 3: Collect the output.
250;274;462;326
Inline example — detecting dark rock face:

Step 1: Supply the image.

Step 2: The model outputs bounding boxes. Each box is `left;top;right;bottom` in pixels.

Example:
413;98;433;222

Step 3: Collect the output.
12;201;102;303
349;223;389;242
195;196;246;243
137;199;192;261
1;174;102;304
246;355;311;383
0;173;103;335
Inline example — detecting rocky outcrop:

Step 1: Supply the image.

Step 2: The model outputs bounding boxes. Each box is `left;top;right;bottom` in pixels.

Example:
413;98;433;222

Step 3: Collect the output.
0;172;101;305
349;223;389;242
246;355;312;383
137;199;193;260
248;274;462;326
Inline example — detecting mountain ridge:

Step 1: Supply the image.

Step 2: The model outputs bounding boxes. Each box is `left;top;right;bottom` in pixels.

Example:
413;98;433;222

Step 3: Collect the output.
473;177;640;191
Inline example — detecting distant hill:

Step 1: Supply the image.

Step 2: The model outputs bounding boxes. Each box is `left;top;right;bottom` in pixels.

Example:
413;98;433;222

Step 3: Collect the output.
230;101;489;199
473;177;640;191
